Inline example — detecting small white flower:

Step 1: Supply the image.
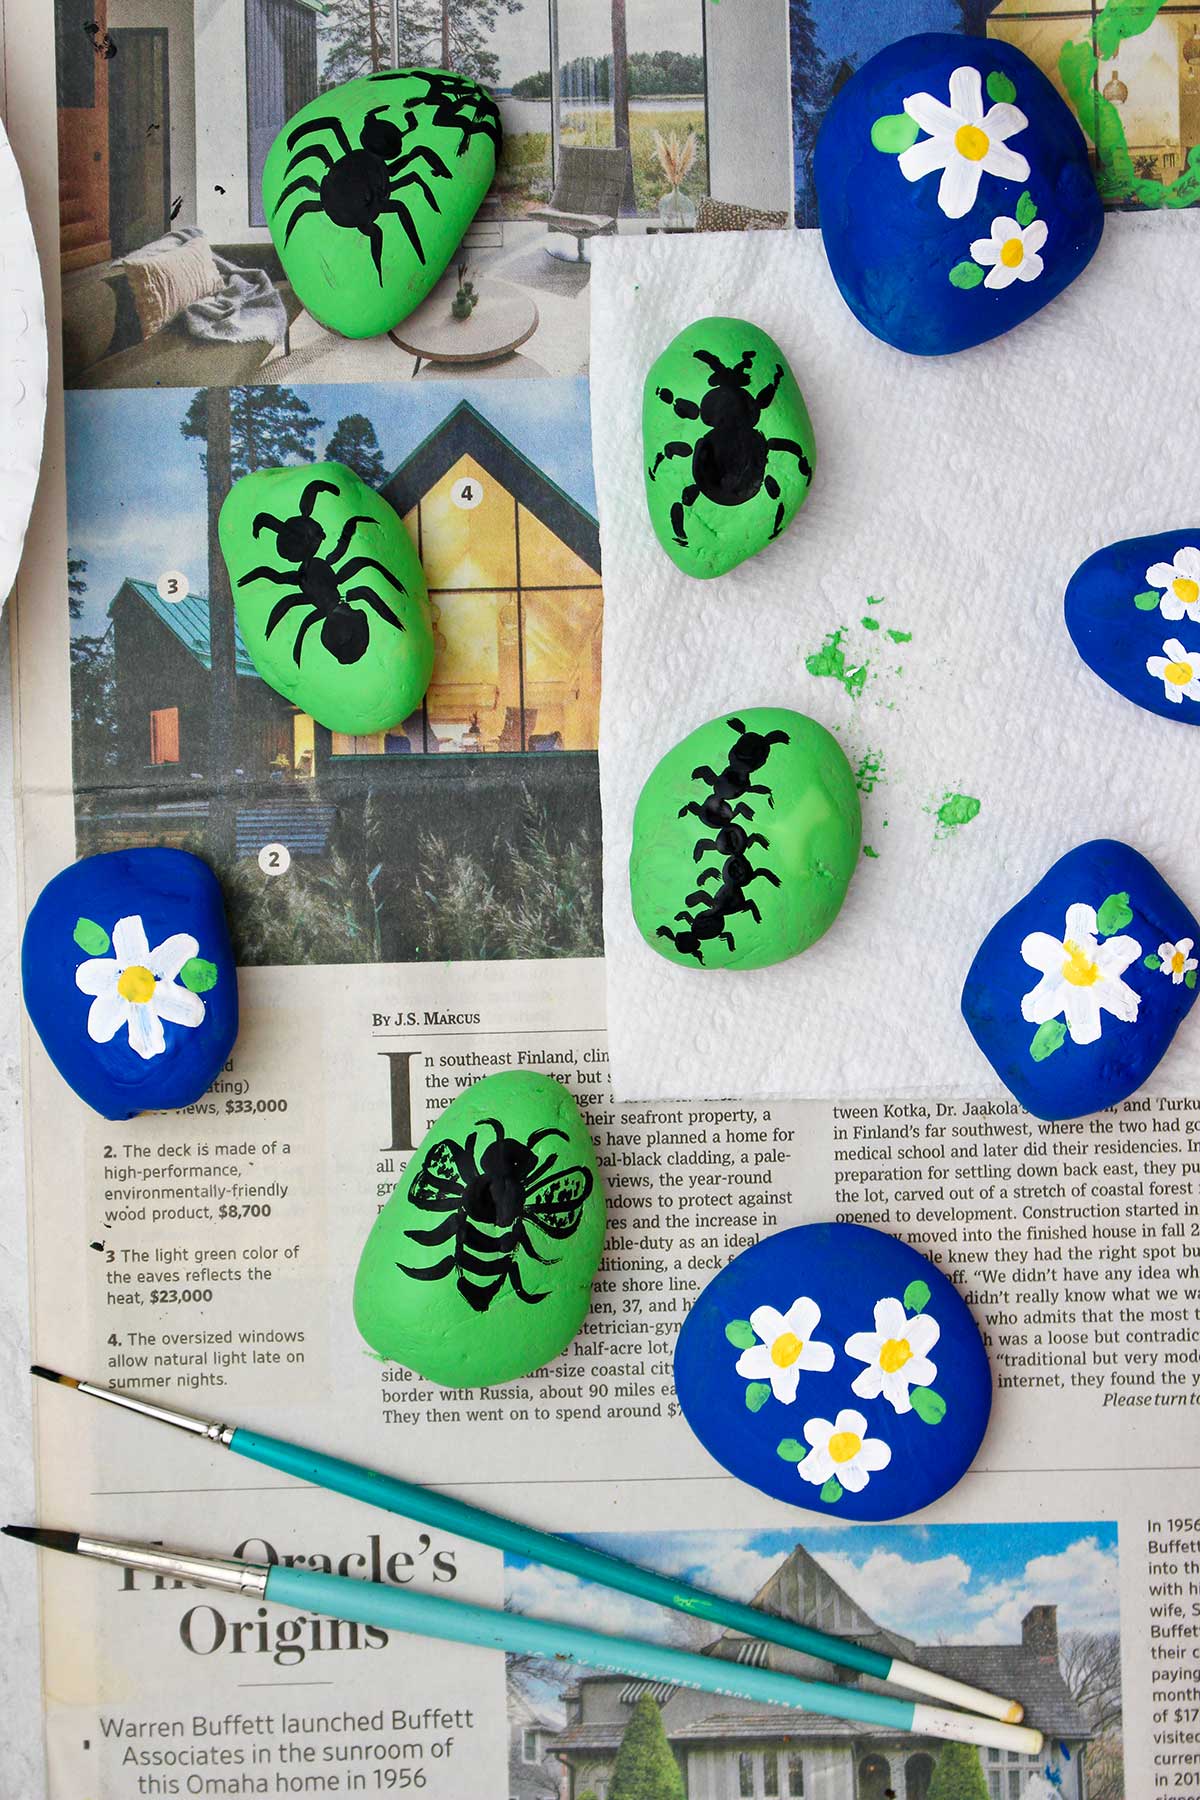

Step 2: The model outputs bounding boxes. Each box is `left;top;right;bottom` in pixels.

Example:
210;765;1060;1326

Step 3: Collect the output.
796;1408;892;1494
1020;902;1142;1048
734;1297;835;1404
1146;637;1200;705
844;1296;940;1415
1146;546;1200;623
75;914;205;1061
899;65;1030;219
969;214;1047;289
1157;938;1198;985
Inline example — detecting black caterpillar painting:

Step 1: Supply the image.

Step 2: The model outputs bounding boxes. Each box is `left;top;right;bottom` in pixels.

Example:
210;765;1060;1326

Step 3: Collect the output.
657;717;788;966
397;1119;593;1311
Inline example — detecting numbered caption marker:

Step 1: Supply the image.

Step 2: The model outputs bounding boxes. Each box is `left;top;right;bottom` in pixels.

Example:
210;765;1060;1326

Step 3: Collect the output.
157;571;189;603
258;843;291;877
451;477;483;510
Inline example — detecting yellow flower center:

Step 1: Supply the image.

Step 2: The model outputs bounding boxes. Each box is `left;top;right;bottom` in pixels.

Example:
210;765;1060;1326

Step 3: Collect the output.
1172;950;1187;976
1172;577;1199;608
827;1430;863;1465
1164;659;1194;687
1061;939;1101;988
117;964;156;1004
879;1337;913;1374
954;123;990;162
1000;236;1024;268
771;1332;804;1368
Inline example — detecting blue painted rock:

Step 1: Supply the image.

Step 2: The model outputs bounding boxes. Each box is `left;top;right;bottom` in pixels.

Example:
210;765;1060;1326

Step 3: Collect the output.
21;848;238;1121
961;840;1199;1122
814;34;1103;355
673;1223;990;1521
1065;530;1200;724
263;68;501;339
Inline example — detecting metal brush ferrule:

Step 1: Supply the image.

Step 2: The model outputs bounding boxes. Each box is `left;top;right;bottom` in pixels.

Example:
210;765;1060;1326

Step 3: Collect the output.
77;1380;235;1446
76;1534;269;1596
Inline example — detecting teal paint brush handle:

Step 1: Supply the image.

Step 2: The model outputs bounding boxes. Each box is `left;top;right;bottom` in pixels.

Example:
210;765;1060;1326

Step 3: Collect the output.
235;1429;1018;1724
266;1564;1042;1756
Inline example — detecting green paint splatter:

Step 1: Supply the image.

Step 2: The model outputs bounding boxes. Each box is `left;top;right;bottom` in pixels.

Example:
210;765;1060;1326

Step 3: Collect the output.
1188;969;1198;990
1134;589;1160;611
181;956;219;994
1096;891;1132;935
854;750;885;794
1015;189;1038;227
73;917;110;956
866;594;884;606
1144;953;1162;970
871;112;921;154
863;845;880;859
805;628;868;699
820;1477;844;1504
724;1319;756;1349
887;628;912;644
1059;1;1200;208
986;69;1017;104
1031;1019;1067;1061
910;1386;947;1425
903;1278;931;1314
934;792;981;837
949;259;984;289
777;1438;807;1462
745;1382;770;1413
861;615;880;631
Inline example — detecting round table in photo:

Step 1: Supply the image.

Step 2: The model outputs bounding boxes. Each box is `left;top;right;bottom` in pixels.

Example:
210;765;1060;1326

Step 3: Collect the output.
388;276;541;377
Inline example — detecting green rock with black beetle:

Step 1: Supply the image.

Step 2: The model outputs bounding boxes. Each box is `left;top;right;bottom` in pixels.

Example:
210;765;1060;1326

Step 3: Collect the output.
631;709;860;971
218;459;435;736
353;1071;606;1388
643;318;816;579
262;67;501;339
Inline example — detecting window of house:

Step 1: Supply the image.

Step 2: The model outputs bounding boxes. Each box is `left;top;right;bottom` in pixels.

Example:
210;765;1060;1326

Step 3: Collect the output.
738;1753;755;1798
149;706;180;764
787;1751;804;1796
245;0;320;227
522;1729;538;1763
1007;1772;1022;1800
987;1777;1002;1800
763;1749;779;1796
987;1748;1001;1764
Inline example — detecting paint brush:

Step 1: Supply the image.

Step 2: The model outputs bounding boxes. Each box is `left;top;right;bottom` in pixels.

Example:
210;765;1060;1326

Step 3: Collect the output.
3;1524;1043;1755
32;1365;1024;1724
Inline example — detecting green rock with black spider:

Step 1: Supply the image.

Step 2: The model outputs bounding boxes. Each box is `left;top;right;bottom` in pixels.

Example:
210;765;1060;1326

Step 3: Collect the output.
262;66;501;339
218;459;434;735
353;1071;606;1388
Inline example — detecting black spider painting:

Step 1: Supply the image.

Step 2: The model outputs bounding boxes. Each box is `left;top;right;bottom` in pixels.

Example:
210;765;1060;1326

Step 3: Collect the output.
397;1119;593;1311
647;346;812;547
368;68;503;160
239;478;407;668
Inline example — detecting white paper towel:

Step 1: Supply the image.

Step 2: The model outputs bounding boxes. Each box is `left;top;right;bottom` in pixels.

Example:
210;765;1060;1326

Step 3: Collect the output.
591;214;1200;1102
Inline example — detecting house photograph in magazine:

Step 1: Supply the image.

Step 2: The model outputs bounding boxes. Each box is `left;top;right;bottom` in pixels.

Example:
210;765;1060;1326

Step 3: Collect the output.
66;377;603;965
505;1522;1124;1800
54;0;792;388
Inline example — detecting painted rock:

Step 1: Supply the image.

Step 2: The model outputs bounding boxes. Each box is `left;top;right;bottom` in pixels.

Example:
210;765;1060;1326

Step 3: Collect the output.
1065;530;1200;724
21;848;238;1121
643;318;815;579
219;460;435;736
674;1223;990;1521
814;34;1103;356
630;709;860;971
263;67;501;339
961;840;1200;1122
354;1071;605;1388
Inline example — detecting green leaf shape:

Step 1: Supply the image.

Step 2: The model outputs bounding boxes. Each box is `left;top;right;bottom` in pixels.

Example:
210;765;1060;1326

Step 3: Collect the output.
180;956;219;994
949;260;984;290
1030;1019;1067;1062
910;1386;947;1425
776;1438;807;1462
745;1382;771;1413
1134;589;1161;610
73;917;110;956
1144;953;1162;970
1188;969;1198;991
987;69;1017;104
1015;188;1037;226
725;1318;757;1350
819;1477;844;1504
870;111;921;154
903;1278;931;1315
1097;891;1133;935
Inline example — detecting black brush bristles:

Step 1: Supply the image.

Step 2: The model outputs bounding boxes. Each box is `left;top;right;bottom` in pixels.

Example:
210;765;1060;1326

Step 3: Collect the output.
30;1366;77;1387
2;1525;81;1554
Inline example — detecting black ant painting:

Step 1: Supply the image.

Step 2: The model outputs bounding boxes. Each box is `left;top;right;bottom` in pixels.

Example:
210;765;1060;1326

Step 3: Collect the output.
647;346;812;548
397;1120;593;1312
239;477;408;668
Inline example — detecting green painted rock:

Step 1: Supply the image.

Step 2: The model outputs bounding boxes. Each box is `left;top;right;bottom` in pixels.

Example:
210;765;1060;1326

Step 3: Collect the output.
631;709;861;971
354;1072;606;1388
643;318;816;580
263;67;501;339
218;460;435;735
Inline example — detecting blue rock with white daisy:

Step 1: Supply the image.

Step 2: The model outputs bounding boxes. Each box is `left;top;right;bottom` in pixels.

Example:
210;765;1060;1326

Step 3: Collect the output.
672;1222;991;1521
1065;530;1200;724
21;847;239;1121
813;33;1103;356
961;840;1200;1123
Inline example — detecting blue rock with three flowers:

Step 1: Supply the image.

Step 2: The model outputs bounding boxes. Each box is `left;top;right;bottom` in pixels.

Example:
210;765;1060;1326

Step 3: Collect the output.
1065;530;1200;724
21;847;239;1120
814;33;1103;356
961;841;1200;1123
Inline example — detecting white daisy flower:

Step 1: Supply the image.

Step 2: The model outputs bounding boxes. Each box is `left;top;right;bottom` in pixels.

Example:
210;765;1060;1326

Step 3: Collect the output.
969;214;1048;289
734;1297;835;1404
75;914;205;1061
1157;938;1198;985
899;65;1030;219
1146;546;1200;622
1020;902;1142;1048
1146;638;1200;705
844;1296;940;1415
796;1408;892;1494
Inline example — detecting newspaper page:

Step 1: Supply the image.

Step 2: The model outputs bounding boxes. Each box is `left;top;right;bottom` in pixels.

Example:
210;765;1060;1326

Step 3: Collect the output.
7;2;1200;1799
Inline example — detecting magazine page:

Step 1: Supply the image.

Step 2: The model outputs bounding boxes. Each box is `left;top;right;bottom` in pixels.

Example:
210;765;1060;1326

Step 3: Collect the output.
5;0;1200;1797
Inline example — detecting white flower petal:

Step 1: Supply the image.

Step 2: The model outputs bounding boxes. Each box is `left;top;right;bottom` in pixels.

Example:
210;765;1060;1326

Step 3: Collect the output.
881;1369;914;1414
1164;638;1189;661
949;65;984;122
803;1416;833;1449
1179;939;1194;958
899;136;952;184
782;1296;821;1340
1160;940;1179;962
980;141;1030;183
845;1330;881;1366
907;1355;938;1388
125;1002;166;1061
851;1364;885;1401
905;1313;941;1357
1148;658;1169;680
903;91;961;140
980;100;1028;142
858;1437;893;1473
87;989;129;1044
839;1462;869;1493
749;1305;785;1344
1025;218;1048;253
1161;594;1186;621
1147;562;1178;589
1164;681;1186;703
938;154;981;219
798;1338;835;1374
151;933;199;982
873;1297;908;1338
153;981;205;1029
1022;972;1066;1026
1095;935;1142;979
1099;975;1140;1025
1064;903;1098;945
112;915;151;967
735;1346;774;1381
835;1407;868;1437
970;236;1000;264
770;1363;801;1405
989;214;1021;240
1062;984;1102;1046
984;260;1019;290
1015;252;1044;283
75;957;118;996
1022;931;1068;975
1175;546;1200;582
799;1447;833;1486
